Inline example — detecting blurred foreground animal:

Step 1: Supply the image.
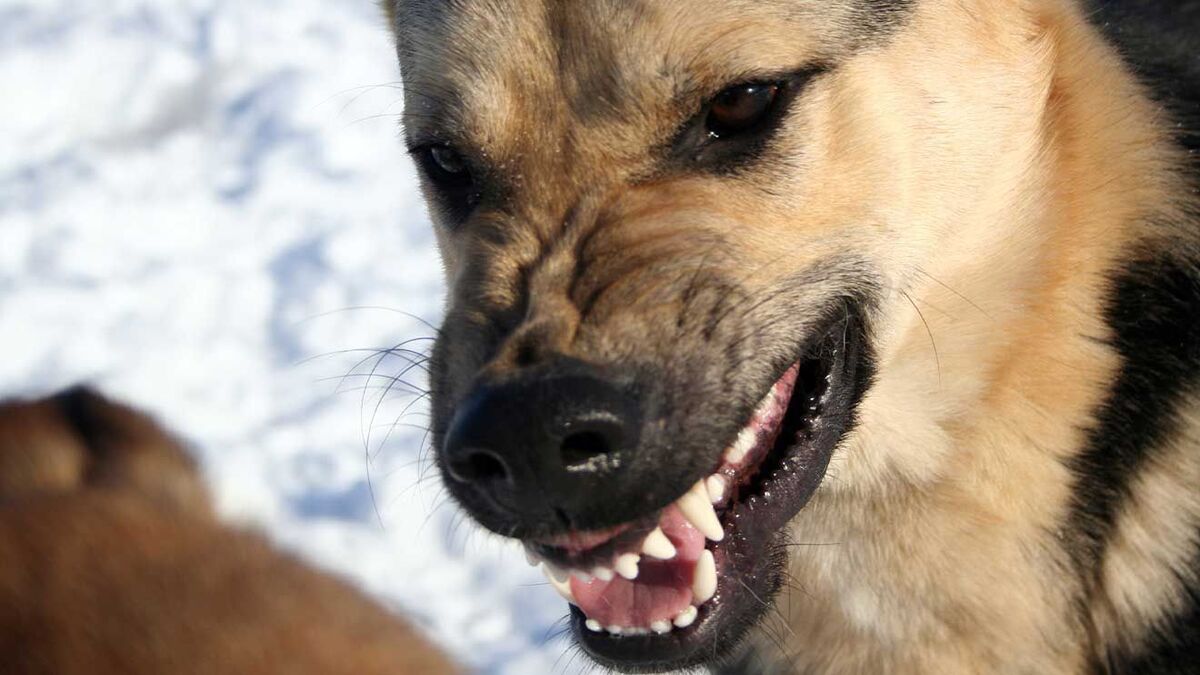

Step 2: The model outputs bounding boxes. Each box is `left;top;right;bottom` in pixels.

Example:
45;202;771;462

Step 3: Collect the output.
0;388;458;675
383;0;1199;672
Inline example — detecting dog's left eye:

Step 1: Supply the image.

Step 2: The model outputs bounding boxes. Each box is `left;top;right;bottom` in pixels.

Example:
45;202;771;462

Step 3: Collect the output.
706;83;781;137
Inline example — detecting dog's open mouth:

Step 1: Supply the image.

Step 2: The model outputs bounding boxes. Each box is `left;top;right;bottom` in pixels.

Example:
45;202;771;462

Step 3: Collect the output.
522;310;868;671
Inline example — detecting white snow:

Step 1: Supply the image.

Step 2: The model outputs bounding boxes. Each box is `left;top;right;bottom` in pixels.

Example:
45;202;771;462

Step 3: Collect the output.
0;1;584;672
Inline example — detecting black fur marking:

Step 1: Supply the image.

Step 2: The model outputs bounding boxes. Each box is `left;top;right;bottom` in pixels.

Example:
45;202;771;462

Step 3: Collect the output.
1076;5;1200;672
50;387;111;464
1071;253;1200;559
1087;1;1200;157
1071;253;1200;673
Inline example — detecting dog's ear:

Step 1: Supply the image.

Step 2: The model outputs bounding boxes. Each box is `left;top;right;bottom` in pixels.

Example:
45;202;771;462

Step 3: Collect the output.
0;394;88;501
0;388;209;514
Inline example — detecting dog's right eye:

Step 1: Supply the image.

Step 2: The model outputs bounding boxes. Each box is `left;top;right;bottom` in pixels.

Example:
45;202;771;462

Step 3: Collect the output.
416;144;474;190
411;143;482;223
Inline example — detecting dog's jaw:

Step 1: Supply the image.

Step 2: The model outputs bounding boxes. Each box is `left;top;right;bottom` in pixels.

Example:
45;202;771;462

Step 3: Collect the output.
517;308;873;671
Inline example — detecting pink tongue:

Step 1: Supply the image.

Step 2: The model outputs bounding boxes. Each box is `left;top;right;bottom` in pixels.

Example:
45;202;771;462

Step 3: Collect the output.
570;506;705;628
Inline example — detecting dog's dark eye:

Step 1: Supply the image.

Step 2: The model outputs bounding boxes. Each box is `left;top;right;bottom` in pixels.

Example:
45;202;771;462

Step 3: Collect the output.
419;144;473;189
411;143;482;223
706;83;781;137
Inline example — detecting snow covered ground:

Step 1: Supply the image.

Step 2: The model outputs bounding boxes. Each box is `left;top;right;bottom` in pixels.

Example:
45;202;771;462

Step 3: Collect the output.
0;1;585;672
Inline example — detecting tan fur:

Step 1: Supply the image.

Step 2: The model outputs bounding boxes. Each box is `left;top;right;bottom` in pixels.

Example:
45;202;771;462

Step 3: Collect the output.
771;2;1172;671
772;2;1196;672
0;391;458;675
386;0;1199;671
1092;397;1200;658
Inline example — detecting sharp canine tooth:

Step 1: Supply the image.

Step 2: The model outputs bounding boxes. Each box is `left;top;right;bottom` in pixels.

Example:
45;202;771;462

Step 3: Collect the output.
586;619;603;632
705;475;727;504
592;566;615;582
650;620;672;635
542;567;576;604
642;527;677;560
757;387;777;415
678;481;725;541
724;428;756;465
615;553;640;580
673;605;698;628
692;550;718;604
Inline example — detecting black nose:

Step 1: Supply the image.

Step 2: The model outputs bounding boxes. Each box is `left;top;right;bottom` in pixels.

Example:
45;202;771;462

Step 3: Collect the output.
441;360;640;529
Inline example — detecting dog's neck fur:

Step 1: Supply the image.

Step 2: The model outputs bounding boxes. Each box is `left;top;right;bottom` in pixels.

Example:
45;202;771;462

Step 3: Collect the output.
777;2;1198;673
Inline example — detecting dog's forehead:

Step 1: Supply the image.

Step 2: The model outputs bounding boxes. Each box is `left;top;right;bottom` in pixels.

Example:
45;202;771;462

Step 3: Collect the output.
395;0;912;150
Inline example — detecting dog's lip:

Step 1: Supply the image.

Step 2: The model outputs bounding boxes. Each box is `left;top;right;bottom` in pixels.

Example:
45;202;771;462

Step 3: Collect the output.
524;365;799;634
561;308;867;671
523;368;799;572
532;523;637;554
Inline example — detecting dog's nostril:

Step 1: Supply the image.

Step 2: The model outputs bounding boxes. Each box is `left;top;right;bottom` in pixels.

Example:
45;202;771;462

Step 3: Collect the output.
560;429;619;471
451;448;510;484
440;361;641;526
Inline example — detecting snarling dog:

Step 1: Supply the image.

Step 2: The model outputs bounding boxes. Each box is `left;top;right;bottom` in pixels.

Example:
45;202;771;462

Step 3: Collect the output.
0;389;458;674
381;0;1199;672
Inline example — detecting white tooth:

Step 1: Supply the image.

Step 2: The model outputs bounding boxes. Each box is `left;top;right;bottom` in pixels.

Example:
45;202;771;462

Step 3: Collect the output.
569;569;593;584
542;567;576;604
606;625;624;635
642;527;677;560
651;620;672;635
692;550;718;604
677;481;725;542
756;387;778;415
626;627;650;636
524;547;541;567
615;553;641;580
586;619;604;632
592;566;615;582
705;474;727;504
724;428;756;465
546;564;570;584
673;605;698;628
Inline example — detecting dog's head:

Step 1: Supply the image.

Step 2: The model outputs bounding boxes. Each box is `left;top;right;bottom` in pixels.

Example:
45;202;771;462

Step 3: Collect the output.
385;0;1049;669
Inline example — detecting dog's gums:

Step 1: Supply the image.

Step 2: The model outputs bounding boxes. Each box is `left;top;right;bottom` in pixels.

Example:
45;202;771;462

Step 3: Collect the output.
527;368;792;625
